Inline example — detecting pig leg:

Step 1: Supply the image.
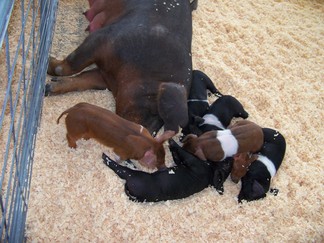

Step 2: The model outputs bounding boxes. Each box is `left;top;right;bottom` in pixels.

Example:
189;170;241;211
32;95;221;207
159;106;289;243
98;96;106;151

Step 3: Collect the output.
190;0;198;11
168;139;184;166
212;158;233;195
65;117;91;148
47;52;93;77
66;134;77;148
45;68;112;96
169;139;203;167
102;153;136;180
47;32;111;77
66;132;89;148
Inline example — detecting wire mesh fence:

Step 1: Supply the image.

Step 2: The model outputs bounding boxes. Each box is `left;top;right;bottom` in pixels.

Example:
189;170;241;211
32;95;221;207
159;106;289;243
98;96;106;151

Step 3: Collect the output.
0;0;58;241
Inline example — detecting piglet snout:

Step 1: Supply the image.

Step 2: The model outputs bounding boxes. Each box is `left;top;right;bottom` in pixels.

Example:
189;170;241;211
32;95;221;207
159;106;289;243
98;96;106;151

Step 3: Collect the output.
230;175;240;184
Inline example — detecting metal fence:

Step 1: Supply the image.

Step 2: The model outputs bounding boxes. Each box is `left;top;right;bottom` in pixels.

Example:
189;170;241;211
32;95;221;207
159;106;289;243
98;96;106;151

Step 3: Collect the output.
0;0;58;241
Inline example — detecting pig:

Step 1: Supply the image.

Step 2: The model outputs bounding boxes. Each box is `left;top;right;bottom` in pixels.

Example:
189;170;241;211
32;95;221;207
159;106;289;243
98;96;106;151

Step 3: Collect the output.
102;139;233;202
187;70;222;118
181;70;222;137
182;120;264;166
57;102;174;169
46;0;193;135
238;128;286;202
230;152;258;183
184;95;249;137
197;95;249;133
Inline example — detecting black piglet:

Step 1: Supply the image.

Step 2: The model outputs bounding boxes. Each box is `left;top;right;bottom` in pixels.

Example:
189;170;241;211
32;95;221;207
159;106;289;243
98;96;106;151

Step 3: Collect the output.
238;128;286;202
103;139;232;202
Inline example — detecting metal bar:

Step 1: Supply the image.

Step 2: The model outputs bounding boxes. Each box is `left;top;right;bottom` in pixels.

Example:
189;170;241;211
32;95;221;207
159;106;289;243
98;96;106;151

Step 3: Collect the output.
0;0;59;241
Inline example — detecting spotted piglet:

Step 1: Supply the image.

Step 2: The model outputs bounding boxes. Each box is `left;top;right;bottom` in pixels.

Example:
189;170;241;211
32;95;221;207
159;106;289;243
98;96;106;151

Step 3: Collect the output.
238;128;286;202
182;120;264;163
189;95;249;136
182;70;222;137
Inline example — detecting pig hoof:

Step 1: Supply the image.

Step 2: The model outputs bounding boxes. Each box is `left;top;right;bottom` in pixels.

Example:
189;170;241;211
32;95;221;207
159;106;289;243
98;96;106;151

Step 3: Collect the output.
270;188;279;196
216;187;224;195
45;84;52;96
54;65;63;76
51;76;60;82
47;56;57;75
47;57;64;76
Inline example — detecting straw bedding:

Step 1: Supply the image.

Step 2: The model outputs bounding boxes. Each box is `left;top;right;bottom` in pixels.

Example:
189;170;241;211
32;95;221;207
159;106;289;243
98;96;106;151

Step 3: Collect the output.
25;0;323;241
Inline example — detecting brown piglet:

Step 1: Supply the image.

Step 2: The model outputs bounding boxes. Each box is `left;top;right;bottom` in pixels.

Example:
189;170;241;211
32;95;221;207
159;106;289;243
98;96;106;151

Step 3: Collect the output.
57;102;175;169
182;120;264;181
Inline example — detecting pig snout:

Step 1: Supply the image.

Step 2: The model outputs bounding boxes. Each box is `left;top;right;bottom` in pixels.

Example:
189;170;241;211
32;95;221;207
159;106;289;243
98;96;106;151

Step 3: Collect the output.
138;149;161;170
230;174;240;184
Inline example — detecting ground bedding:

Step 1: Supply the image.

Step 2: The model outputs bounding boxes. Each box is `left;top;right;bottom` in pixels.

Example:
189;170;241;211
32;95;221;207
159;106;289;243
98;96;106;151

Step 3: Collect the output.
24;0;323;242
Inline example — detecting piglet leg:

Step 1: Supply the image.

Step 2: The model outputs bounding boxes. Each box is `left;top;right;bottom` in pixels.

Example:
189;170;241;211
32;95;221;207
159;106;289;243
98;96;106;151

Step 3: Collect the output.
169;139;203;167
66;134;77;148
212;158;233;195
168;139;183;166
102;153;135;180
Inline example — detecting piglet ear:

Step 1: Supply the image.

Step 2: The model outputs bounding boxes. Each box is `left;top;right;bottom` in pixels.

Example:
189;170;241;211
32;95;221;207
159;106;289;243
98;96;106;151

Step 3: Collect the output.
155;130;175;144
251;180;266;200
139;150;158;169
181;134;198;144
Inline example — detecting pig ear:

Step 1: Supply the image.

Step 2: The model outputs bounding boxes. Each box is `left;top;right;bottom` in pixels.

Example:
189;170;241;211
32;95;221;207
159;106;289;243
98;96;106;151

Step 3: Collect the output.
194;148;207;161
181;134;198;143
251;180;266;200
155;130;175;144
140;150;158;169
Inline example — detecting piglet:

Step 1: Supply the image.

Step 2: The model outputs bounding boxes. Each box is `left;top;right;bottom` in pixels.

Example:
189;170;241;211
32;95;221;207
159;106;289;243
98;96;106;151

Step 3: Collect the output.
182;70;222;137
182;120;264;169
57;102;174;169
186;95;249;136
102;139;233;202
238;128;286;202
187;70;222;118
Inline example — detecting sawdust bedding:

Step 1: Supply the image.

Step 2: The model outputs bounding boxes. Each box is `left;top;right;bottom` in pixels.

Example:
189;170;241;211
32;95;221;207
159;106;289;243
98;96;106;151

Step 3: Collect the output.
24;0;323;242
